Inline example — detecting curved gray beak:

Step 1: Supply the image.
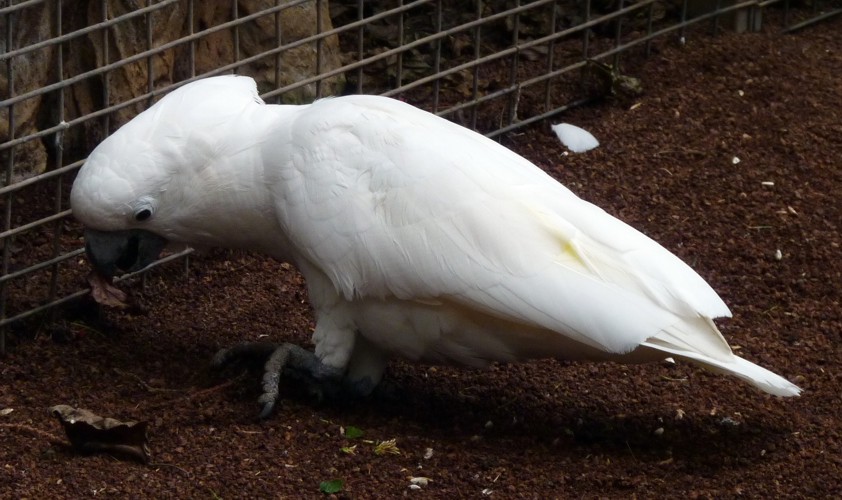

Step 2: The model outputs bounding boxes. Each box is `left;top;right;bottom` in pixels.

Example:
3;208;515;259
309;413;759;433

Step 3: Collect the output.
84;228;168;278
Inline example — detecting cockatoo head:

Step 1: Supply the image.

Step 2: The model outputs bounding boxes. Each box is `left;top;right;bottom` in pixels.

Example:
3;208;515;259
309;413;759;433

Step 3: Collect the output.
70;75;264;278
70;131;170;277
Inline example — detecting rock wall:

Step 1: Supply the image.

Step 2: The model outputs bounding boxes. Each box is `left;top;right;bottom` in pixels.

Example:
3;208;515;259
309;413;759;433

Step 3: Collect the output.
0;1;57;183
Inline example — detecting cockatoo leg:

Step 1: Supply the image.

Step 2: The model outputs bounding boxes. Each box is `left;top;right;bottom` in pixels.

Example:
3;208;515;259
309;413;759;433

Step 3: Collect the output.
212;342;344;418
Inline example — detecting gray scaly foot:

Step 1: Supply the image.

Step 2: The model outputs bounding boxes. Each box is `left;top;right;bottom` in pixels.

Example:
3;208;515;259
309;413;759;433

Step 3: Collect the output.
212;341;344;418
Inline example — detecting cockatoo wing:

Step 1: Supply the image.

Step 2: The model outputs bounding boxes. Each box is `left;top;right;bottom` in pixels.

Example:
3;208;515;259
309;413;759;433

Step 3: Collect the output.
270;96;731;358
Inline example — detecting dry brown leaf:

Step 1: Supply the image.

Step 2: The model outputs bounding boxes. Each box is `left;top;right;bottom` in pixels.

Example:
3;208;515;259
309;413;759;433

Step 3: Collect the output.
50;405;150;464
87;271;129;308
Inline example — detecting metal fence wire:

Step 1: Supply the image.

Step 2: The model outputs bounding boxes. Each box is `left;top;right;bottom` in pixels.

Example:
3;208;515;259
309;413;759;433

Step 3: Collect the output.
0;0;839;352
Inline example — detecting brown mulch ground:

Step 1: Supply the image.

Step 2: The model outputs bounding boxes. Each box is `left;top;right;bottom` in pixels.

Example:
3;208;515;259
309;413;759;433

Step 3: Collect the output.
2;15;841;499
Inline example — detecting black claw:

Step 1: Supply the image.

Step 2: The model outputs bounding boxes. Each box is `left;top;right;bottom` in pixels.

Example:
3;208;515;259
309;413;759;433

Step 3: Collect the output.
258;403;275;420
257;396;277;419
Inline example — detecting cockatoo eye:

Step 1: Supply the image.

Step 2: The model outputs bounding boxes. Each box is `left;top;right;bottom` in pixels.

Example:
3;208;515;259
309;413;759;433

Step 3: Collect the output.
134;208;153;222
131;196;157;222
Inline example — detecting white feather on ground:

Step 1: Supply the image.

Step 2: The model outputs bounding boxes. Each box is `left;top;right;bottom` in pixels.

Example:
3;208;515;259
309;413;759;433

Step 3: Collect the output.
552;123;600;153
70;76;801;398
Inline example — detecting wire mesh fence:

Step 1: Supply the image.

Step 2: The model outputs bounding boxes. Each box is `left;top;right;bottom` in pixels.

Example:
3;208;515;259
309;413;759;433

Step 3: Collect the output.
0;0;839;351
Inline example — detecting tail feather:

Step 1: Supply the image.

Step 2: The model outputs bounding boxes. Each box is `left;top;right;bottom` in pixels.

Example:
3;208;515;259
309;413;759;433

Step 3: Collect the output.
641;340;802;397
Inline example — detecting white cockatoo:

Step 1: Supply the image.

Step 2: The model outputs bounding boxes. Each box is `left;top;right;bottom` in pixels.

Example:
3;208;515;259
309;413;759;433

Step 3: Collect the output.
70;76;800;417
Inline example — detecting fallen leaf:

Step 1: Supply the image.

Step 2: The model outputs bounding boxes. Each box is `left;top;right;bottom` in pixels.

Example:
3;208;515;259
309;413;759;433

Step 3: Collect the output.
87;271;129;308
342;425;364;439
319;479;344;494
50;405;150;463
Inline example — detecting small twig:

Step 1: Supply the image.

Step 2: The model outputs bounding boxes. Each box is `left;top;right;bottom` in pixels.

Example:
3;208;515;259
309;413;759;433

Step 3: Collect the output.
140;373;245;412
69;321;107;338
183;375;245;402
624;440;638;462
654;149;706;157
761;305;780;316
148;461;193;476
0;423;65;445
234;426;263;435
114;368;183;394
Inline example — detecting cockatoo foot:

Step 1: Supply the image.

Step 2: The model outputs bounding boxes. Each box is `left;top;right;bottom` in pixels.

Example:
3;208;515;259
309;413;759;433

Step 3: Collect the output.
212;341;343;418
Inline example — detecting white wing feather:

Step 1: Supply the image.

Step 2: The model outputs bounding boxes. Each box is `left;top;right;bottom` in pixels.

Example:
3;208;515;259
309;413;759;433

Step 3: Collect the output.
552;123;600;153
274;96;730;356
270;96;798;396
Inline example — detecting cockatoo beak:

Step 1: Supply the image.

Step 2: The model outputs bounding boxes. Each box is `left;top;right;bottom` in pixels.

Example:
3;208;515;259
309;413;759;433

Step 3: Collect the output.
83;228;168;278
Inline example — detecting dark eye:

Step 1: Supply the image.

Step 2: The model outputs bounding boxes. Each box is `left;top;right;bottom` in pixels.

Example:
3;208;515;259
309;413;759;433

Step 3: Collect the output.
135;208;152;222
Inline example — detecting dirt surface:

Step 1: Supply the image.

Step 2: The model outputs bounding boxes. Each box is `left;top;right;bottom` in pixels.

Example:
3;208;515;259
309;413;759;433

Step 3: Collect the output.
2;16;841;499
